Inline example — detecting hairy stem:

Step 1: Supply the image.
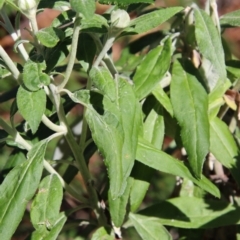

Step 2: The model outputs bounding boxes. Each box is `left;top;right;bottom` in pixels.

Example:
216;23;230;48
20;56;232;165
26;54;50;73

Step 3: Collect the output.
58;16;81;90
0;46;20;80
49;84;106;225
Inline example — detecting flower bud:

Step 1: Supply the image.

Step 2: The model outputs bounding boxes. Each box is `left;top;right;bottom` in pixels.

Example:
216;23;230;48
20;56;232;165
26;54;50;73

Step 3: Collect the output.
111;9;130;29
18;0;38;15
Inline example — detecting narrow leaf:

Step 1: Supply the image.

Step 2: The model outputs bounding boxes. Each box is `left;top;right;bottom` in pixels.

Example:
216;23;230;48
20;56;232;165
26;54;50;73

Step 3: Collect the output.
220;10;240;27
152;84;173;117
210;117;240;185
170;60;209;178
139;197;240;228
124;7;183;35
129;213;171;240
194;8;226;84
17;87;46;134
136;137;220;198
70;71;142;198
143;103;164;149
31;174;63;230
133;38;171;100
109;178;132;227
0;140;47;240
70;0;95;19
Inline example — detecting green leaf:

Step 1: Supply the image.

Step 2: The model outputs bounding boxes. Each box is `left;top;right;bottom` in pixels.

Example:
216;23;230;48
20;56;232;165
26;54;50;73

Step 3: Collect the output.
3;150;26;171
139;197;240;228
152;84;173;117
70;71;142;199
36;27;64;48
194;8;226;85
220;9;240;27
123;7;183;35
30;212;67;240
91;226;115;240
0;140;47;240
134;38;171;100
81;14;108;33
143;102;164;149
70;0;95;19
22;60;50;91
170;60;209;178
210;117;240;185
43;212;67;240
31;174;63;230
109;178;133;227
208;80;230;119
89;67;116;102
99;0;153;6
136;137;220;198
17;87;46;134
129;177;149;212
129;213;171;240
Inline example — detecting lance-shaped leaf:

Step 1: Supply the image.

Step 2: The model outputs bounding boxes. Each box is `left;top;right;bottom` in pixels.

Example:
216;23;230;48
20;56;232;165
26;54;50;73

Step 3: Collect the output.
152;84;174;117
0;140;47;240
170;60;210;178
17;86;46;134
70;68;141;199
210;117;240;185
129;213;171;240
139;197;240;228
136;137;220;198
220;10;240;27
31;174;63;230
194;8;226;85
123;7;183;35
133;38;171;100
70;0;95;19
130;104;164;212
109;178;133;227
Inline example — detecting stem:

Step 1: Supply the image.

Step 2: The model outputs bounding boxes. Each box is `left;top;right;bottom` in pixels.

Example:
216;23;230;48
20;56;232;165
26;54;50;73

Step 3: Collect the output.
49;84;106;225
89;33;118;75
58;16;81;90
0;46;20;80
28;11;43;54
93;36;115;68
0;8;29;61
41;114;66;133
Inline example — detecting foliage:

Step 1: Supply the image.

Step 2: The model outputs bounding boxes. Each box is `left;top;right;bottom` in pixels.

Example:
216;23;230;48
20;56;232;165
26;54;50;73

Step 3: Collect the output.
0;0;240;239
